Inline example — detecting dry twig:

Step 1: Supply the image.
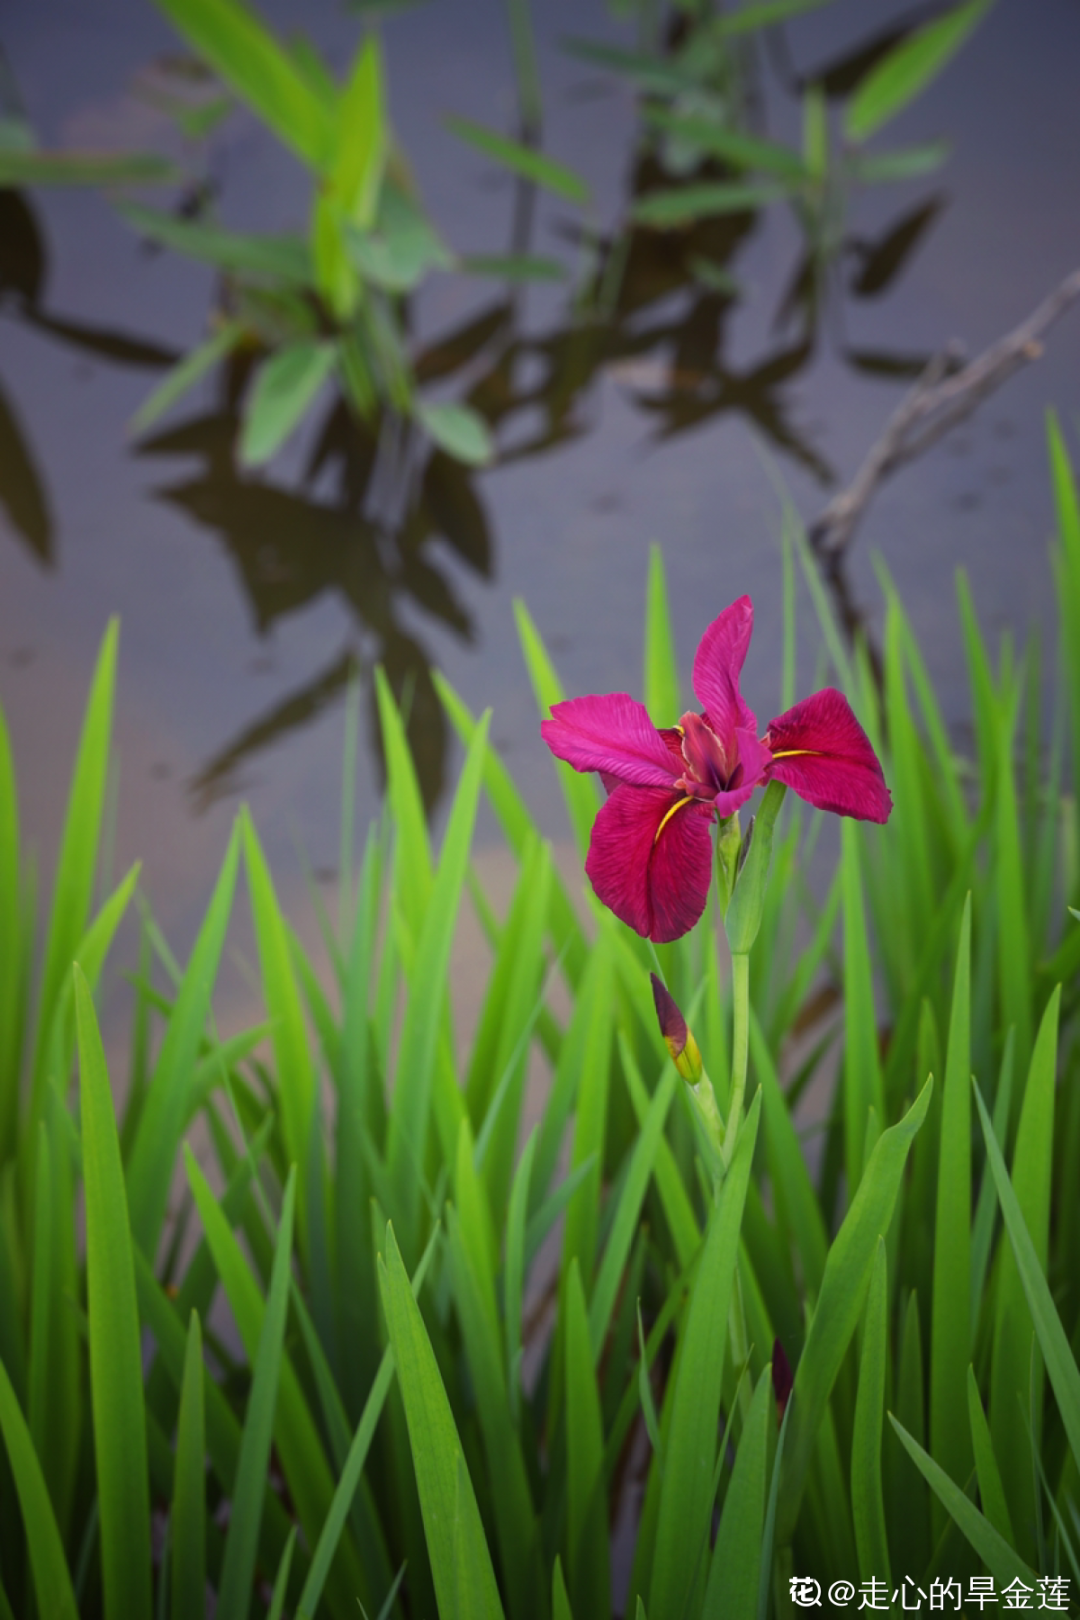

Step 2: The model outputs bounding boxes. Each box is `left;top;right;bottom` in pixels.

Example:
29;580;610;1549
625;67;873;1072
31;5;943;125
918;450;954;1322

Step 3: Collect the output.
808;268;1080;563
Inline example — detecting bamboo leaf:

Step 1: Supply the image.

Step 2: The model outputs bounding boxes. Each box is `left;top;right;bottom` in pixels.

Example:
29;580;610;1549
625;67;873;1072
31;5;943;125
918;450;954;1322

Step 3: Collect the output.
149;0;333;170
129;321;245;438
415;401;494;467
446;116;588;204
845;0;992;143
239;340;337;467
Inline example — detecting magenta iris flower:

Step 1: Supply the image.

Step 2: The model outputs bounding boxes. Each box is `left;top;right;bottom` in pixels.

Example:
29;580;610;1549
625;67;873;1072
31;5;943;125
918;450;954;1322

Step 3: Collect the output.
541;596;892;942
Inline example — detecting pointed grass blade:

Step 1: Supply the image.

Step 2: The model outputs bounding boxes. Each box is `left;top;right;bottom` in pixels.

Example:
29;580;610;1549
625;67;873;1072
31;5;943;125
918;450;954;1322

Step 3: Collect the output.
644;544;679;726
0;1356;79;1620
975;1077;1080;1476
217;1168;297;1619
930;894;973;1499
777;1079;932;1547
966;1365;1014;1545
75;964;152;1620
989;987;1059;1560
565;1257;610;1620
127;825;239;1258
703;1366;773;1620
851;1238;891;1588
514;599;600;864
385;712;491;1253
649;1092;761;1620
171;1313;207;1620
149;0;333;170
31;622;117;1130
378;1221;506;1620
888;1414;1036;1587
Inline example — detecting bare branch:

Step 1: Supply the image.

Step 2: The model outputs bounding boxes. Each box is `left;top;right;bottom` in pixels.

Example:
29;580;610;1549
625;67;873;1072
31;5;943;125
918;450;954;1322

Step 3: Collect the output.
809;268;1080;561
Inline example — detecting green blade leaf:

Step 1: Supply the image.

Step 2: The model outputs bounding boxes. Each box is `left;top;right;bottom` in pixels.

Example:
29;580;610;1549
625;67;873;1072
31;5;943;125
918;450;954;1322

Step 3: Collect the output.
930;893;973;1498
888;1414;1036;1587
149;0;333;170
966;1364;1014;1545
75;964;152;1620
845;0;992;144
649;1092;761;1620
0;1356;79;1620
127;825;239;1258
239;340;337;467
378;1222;506;1620
643;543;679;728
565;1257;610;1620
30;621;117;1132
217;1168;297;1618
703;1366;772;1620
446;116;588;204
975;1076;1080;1477
777;1079;932;1545
171;1313;207;1620
851;1239;891;1588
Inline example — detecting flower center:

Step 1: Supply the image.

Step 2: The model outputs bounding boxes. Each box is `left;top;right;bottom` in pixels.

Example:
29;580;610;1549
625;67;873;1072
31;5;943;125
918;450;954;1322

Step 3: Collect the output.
677;712;742;799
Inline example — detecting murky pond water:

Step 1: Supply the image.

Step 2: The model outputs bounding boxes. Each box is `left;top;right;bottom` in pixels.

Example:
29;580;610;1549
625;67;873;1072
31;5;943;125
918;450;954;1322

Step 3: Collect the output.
3;0;1080;984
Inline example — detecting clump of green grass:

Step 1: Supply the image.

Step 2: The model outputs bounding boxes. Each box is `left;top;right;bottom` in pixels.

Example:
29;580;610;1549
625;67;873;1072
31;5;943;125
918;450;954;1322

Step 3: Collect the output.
1;420;1079;1619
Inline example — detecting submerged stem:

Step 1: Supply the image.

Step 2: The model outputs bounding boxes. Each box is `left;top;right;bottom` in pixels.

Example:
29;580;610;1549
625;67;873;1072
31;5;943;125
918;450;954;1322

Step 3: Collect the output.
723;951;750;1167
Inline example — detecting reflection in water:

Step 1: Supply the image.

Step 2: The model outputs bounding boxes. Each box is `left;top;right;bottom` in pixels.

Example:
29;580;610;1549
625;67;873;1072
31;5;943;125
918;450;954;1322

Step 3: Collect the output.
140;365;493;811
1;0;979;812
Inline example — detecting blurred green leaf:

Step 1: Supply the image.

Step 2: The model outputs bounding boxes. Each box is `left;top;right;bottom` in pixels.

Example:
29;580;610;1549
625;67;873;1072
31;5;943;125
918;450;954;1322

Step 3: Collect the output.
845;0;992;144
129;320;245;439
645;109;808;183
632;182;784;227
447;116;589;204
459;253;565;282
714;0;843;34
150;0;334;170
415;401;494;467
0;150;178;186
334;36;385;227
850;140;950;182
120;203;312;281
240;339;337;467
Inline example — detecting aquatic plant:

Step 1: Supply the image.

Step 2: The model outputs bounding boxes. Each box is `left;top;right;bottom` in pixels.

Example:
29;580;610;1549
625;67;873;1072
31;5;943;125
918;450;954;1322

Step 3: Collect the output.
0;420;1079;1618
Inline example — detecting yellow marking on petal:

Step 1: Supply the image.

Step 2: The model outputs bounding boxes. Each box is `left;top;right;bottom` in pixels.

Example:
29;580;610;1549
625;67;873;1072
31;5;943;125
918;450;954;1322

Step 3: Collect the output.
654;794;695;845
770;749;823;759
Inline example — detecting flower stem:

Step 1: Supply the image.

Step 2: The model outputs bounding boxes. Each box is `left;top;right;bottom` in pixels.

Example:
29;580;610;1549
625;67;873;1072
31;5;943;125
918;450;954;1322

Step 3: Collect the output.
722;950;750;1168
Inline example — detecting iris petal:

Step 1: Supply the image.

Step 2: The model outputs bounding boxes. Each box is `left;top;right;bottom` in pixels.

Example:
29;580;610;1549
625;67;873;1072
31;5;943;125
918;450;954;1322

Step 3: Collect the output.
585;784;714;943
542;693;677;788
765;688;892;823
691;597;757;750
